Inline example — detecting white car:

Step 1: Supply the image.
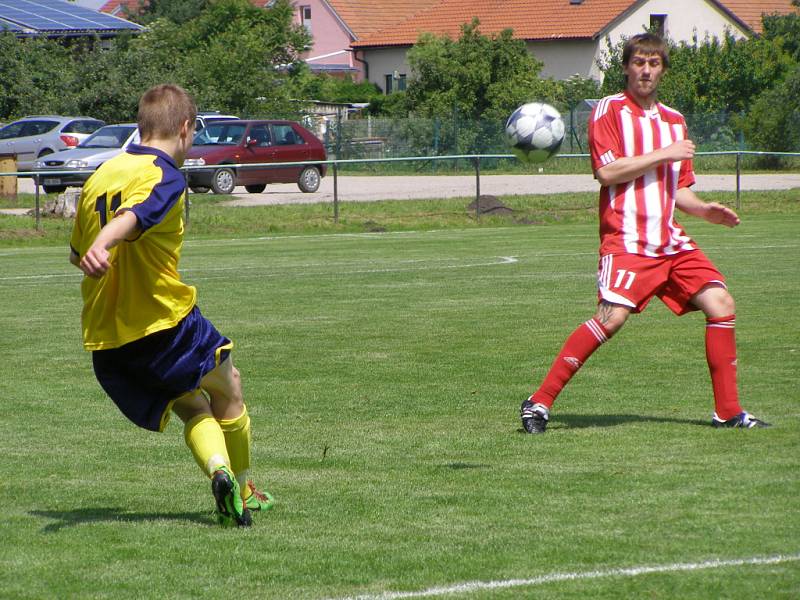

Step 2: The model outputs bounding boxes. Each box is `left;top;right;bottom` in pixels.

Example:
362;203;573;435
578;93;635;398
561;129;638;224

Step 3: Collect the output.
33;123;140;194
195;112;239;132
0;115;105;171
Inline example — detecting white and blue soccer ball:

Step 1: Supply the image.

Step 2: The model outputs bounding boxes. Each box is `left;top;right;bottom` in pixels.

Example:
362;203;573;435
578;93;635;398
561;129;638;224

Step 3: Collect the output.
505;102;565;164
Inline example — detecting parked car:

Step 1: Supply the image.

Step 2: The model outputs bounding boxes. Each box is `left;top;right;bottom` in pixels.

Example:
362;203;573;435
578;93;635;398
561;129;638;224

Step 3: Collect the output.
0;116;105;171
32;124;140;194
195;111;239;132
184;119;327;194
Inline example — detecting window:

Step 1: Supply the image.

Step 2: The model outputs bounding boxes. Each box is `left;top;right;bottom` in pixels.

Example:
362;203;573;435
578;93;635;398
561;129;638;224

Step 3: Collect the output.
300;5;311;33
271;124;304;145
63;120;104;134
384;72;407;94
0;122;25;139
20;121;59;136
248;125;272;147
650;14;666;36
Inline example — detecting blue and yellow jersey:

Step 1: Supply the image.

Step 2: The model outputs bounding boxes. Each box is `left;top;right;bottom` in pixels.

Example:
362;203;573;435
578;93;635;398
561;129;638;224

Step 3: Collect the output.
70;144;196;350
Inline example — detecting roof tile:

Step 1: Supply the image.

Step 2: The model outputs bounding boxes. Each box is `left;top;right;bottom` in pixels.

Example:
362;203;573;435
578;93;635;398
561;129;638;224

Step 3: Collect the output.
351;0;798;48
325;0;440;38
714;0;798;34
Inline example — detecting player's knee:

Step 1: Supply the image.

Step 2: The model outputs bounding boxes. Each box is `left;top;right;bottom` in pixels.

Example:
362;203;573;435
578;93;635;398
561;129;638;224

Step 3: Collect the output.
697;284;735;317
172;390;212;424
719;291;735;315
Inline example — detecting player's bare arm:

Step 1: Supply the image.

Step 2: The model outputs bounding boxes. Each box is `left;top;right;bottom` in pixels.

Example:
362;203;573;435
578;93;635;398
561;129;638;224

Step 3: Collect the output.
595;139;696;186
78;210;141;278
675;187;740;228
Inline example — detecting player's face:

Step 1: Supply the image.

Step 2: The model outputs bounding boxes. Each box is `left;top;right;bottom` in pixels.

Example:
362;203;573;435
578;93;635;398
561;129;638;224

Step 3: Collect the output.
624;52;665;106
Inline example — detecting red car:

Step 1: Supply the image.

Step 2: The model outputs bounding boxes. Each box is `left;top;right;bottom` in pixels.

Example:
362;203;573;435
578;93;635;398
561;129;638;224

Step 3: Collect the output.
184;119;327;194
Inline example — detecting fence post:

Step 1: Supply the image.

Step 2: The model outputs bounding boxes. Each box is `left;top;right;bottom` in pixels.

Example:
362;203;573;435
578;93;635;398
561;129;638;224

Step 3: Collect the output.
474;156;481;220
433;118;440;174
333;161;339;224
34;174;41;231
735;152;741;210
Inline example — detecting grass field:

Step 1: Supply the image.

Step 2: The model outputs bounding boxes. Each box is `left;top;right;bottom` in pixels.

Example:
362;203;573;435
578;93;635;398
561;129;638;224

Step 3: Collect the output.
1;196;799;598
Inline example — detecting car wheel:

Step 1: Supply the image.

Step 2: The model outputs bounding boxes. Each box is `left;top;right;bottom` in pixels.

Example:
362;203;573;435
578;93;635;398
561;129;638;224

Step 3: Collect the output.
211;168;236;195
297;166;321;193
245;184;266;194
190;186;210;194
37;148;54;157
43;185;66;194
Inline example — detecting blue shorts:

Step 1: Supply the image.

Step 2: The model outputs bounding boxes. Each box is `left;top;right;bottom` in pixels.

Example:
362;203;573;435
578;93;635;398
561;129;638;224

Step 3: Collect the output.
92;306;232;432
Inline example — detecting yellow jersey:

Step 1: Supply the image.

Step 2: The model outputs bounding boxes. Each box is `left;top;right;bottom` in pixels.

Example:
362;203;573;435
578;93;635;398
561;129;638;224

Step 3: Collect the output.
70;144;196;350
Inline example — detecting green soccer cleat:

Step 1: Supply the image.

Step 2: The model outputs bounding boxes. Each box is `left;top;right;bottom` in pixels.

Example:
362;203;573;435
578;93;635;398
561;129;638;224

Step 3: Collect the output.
212;466;252;528
244;481;275;513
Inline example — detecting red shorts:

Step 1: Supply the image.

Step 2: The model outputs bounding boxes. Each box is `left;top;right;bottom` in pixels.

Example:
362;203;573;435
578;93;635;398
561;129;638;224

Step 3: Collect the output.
597;250;726;315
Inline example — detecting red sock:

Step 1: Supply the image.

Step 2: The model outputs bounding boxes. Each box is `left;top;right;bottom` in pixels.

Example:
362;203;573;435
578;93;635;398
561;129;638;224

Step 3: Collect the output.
706;315;742;419
532;319;609;408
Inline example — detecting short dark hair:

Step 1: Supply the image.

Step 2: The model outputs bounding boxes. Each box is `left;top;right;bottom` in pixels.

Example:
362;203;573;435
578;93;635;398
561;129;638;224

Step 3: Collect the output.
137;84;197;140
622;33;670;69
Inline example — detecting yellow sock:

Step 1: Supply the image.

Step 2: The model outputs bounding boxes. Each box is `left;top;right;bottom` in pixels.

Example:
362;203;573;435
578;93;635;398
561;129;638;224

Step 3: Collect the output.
219;406;252;498
184;414;230;478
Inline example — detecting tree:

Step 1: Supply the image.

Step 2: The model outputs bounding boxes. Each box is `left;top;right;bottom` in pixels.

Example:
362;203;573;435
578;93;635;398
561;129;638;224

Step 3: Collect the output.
740;64;800;155
0;34;78;119
401;19;569;153
123;0;211;25
87;0;309;121
406;19;554;123
290;68;382;104
762;10;800;62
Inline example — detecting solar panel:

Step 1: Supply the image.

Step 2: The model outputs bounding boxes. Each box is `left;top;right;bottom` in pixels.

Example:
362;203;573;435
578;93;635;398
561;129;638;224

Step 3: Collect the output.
0;0;143;34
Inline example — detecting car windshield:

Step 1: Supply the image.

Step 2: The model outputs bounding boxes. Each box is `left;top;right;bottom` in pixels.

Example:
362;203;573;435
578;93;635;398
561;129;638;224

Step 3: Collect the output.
194;122;248;145
79;125;137;149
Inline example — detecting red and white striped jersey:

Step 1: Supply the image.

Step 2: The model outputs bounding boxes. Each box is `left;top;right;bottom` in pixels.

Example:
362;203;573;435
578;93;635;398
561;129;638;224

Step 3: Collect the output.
589;91;696;257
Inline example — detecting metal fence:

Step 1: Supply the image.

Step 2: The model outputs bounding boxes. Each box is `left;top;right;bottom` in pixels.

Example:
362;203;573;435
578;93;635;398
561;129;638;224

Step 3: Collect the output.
4;149;799;230
325;110;800;159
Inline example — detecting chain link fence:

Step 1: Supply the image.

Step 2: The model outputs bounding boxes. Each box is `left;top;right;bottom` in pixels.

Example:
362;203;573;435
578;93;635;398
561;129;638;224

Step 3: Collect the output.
324;110;800;169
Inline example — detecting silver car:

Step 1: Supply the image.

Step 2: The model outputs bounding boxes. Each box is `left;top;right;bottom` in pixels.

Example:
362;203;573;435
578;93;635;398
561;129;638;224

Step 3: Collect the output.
33;123;139;194
0;115;105;172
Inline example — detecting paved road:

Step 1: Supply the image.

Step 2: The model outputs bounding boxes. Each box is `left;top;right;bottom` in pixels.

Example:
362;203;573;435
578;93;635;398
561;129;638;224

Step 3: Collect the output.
11;173;800;208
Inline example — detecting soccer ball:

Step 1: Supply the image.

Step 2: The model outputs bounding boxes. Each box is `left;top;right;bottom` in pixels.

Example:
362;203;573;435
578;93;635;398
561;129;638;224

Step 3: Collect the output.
505;102;565;163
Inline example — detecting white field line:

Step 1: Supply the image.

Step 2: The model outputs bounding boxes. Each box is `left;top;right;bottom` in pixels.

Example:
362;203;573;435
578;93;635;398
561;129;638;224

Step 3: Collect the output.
326;554;800;600
0;256;521;284
3;241;797;284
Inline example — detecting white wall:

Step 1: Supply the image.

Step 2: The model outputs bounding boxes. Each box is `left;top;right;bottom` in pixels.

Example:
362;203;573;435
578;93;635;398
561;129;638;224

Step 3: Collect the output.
527;40;599;80
592;0;748;79
361;0;750;87
361;47;412;92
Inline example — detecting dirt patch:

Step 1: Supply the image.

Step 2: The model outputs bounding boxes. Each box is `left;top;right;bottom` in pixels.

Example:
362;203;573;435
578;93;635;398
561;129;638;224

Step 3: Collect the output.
467;195;513;215
362;220;387;232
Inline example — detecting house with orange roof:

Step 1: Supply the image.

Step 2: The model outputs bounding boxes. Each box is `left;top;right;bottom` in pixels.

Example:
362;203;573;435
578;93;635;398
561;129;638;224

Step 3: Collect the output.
341;0;797;92
287;1;436;79
97;0;796;92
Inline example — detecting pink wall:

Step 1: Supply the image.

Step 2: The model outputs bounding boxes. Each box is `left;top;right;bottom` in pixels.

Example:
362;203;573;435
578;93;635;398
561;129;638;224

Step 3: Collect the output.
292;0;364;79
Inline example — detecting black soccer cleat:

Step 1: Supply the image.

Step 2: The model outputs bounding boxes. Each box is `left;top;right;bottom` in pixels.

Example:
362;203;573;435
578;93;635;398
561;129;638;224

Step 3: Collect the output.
212;466;252;528
711;411;772;429
520;397;550;434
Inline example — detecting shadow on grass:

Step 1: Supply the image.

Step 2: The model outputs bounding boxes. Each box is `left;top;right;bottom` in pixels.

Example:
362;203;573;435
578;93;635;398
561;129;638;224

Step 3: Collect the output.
30;507;212;532
516;412;708;433
446;462;491;470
